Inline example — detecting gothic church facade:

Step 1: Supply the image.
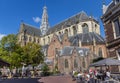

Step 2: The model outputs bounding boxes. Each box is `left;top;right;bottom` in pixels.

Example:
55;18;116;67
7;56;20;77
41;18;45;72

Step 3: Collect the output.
18;6;107;73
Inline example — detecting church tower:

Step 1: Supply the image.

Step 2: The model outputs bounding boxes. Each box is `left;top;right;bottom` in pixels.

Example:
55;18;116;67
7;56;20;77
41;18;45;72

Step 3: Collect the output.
40;6;49;35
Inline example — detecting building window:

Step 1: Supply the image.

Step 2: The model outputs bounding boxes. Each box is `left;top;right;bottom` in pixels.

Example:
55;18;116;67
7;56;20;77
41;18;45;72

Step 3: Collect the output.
74;59;78;68
65;59;69;68
65;29;68;36
29;37;31;41
82;23;89;33
98;47;103;57
34;38;36;42
59;32;61;35
48;36;50;43
37;39;39;43
115;0;120;3
113;18;120;37
43;39;45;45
117;49;120;60
82;58;85;68
95;24;97;32
73;26;77;35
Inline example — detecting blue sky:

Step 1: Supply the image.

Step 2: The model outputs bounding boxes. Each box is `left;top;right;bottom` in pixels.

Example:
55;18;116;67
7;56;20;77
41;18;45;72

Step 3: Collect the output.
0;0;112;39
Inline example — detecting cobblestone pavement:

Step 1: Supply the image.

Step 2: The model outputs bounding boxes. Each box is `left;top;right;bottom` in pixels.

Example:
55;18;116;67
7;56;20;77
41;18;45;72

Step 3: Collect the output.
38;75;76;83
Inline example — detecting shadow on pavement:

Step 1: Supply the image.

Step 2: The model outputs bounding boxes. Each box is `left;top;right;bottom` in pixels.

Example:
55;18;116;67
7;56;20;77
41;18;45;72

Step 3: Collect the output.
0;78;40;83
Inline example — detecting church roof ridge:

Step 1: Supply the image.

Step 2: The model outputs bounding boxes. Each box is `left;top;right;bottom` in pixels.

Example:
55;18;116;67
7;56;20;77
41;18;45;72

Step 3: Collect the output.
46;11;93;35
19;22;41;37
51;11;88;28
21;23;39;30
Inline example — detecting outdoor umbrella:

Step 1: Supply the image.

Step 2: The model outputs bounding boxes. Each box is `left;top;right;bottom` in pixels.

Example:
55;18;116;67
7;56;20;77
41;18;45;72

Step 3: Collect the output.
89;58;120;67
0;58;10;66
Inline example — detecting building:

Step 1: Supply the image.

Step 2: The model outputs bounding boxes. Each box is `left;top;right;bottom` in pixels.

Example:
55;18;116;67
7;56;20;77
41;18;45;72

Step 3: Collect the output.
101;0;120;58
101;0;120;72
18;6;107;73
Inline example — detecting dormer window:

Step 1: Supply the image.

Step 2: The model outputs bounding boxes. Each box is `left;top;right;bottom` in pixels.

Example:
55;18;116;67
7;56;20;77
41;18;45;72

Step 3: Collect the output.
116;0;120;2
73;26;77;35
115;0;120;4
113;18;120;38
82;23;89;33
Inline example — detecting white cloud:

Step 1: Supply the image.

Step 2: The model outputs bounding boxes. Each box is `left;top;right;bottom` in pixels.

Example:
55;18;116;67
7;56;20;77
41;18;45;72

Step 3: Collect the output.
0;34;6;40
32;17;41;23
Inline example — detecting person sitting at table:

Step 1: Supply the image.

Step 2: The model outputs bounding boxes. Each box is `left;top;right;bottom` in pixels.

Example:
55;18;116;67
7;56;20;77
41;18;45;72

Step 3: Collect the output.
105;68;111;81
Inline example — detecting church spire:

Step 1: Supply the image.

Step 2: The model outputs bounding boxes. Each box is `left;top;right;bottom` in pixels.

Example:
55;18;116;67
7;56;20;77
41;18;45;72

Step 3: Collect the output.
40;6;49;35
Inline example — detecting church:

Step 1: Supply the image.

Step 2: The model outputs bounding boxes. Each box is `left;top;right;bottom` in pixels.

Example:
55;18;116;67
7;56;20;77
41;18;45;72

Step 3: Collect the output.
18;6;107;73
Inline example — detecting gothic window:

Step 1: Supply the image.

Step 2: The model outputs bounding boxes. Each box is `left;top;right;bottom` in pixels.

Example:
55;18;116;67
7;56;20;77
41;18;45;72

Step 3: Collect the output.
25;36;28;41
98;47;103;57
29;37;31;42
74;59;78;68
37;39;39;43
65;59;69;68
95;24;97;32
43;39;45;45
59;32;61;35
65;29;68;36
113;18;120;37
34;38;36;42
82;58;85;68
48;36;50;43
22;35;27;41
115;0;120;3
73;26;77;35
82;23;89;33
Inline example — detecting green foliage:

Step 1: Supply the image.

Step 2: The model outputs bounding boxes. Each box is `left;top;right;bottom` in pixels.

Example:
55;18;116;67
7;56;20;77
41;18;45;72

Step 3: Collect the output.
0;34;44;68
0;34;17;52
21;42;44;65
41;63;50;76
74;71;78;77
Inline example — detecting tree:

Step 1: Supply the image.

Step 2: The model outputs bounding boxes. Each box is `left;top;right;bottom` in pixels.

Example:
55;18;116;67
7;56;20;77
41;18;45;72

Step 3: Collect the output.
21;42;44;65
0;34;44;68
0;34;23;67
0;34;17;52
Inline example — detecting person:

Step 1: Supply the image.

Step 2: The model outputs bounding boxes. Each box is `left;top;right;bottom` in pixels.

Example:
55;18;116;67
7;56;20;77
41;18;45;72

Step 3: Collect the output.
1;66;8;79
77;71;83;78
105;68;111;81
12;67;17;78
89;68;93;75
22;65;26;77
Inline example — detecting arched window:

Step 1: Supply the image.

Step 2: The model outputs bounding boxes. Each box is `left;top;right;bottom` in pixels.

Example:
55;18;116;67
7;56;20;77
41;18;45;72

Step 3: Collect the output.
82;23;89;33
82;58;85;68
24;35;28;41
43;39;45;45
37;39;39;43
48;36;50;43
95;24;97;32
29;37;31;42
98;47;103;57
34;38;36;42
65;59;69;68
65;29;68;36
59;32;61;35
74;59;78;68
73;26;77;35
